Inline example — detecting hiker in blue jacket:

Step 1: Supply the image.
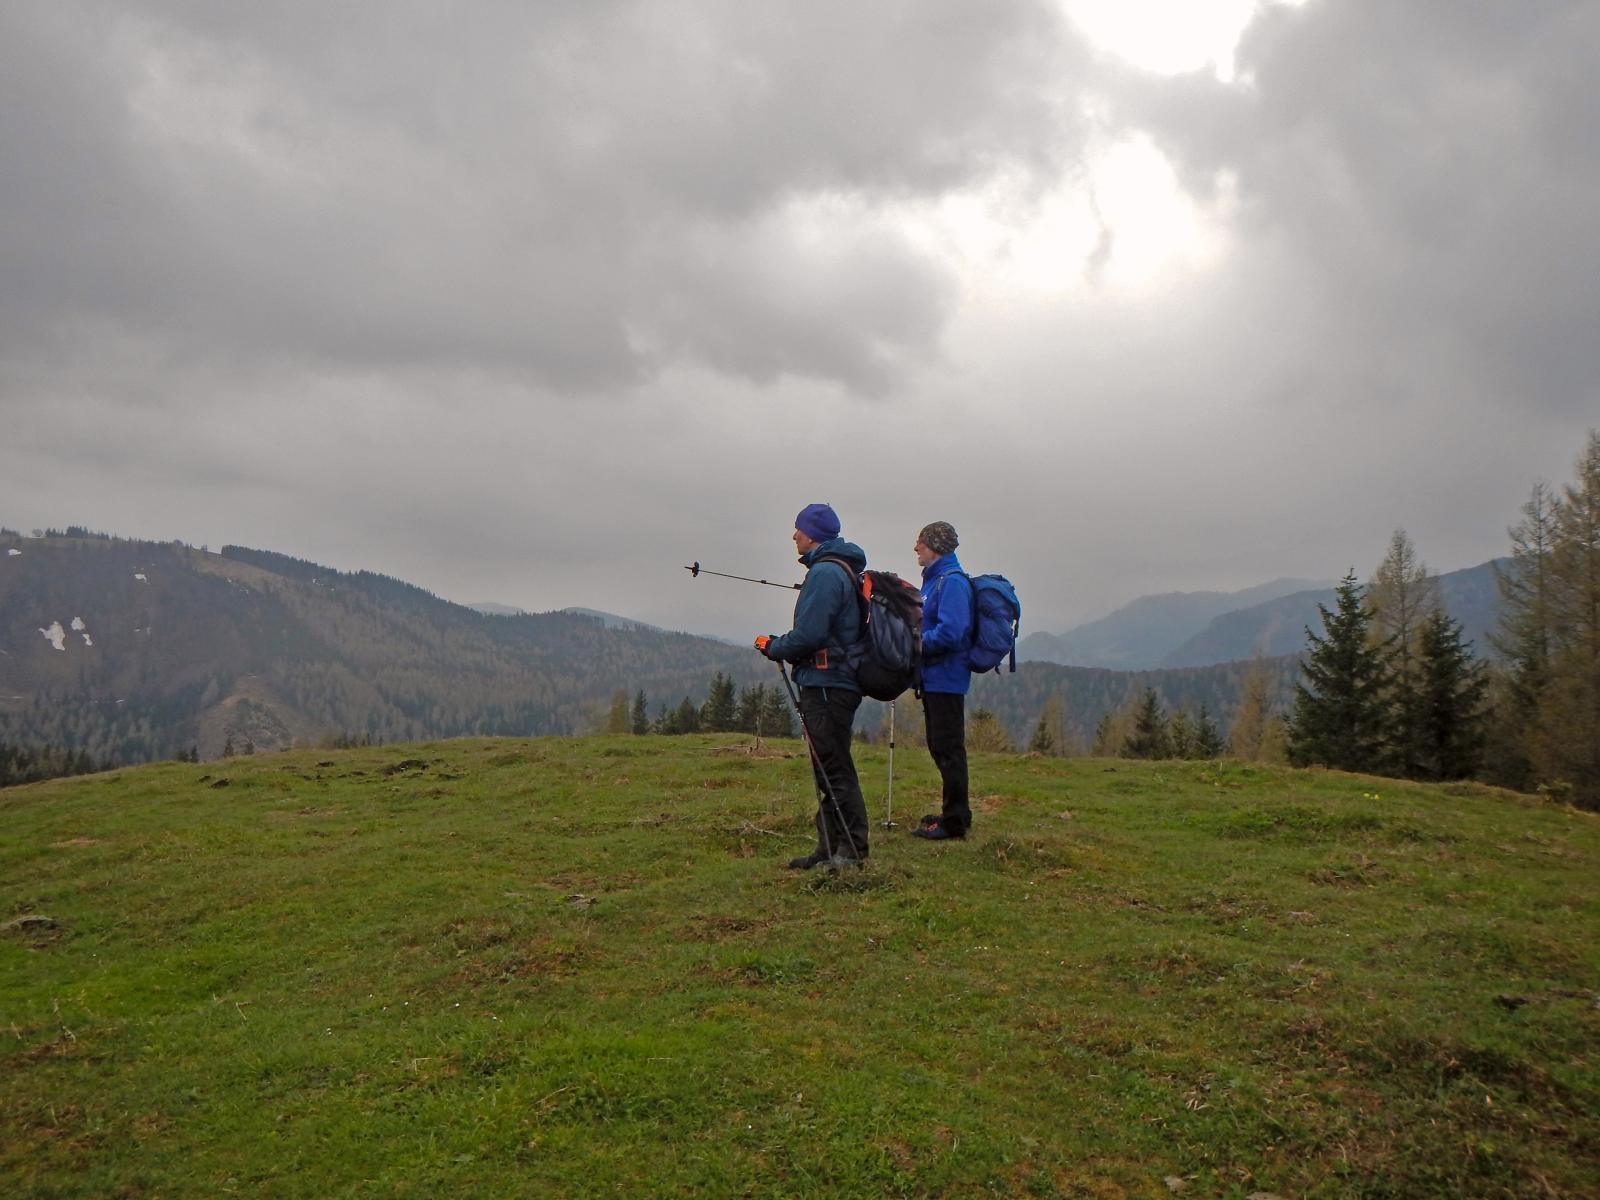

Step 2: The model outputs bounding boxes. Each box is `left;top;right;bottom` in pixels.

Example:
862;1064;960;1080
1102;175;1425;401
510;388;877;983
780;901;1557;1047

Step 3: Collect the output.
912;521;974;841
755;503;871;868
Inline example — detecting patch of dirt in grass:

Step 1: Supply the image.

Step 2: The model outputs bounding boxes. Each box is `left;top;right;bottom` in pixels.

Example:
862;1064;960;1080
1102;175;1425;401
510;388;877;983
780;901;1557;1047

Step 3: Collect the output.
986;835;1078;873
451;936;594;986
1;913;64;946
710;743;796;760
683;913;777;942
1062;1017;1139;1059
1307;853;1390;887
382;758;430;775
49;837;100;848
485;750;543;768
444;916;518;953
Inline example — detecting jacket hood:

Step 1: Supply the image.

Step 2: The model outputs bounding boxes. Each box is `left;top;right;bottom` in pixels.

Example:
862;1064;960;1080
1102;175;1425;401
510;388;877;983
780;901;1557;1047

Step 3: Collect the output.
921;552;963;583
802;537;866;573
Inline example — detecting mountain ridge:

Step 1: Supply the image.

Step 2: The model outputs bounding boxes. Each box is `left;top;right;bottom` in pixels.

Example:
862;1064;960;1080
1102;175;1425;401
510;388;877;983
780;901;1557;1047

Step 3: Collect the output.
1019;576;1336;669
0;532;765;762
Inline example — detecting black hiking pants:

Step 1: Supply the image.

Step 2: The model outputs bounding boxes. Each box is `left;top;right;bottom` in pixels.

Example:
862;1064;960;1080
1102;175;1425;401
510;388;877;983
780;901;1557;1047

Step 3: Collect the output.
923;691;970;836
799;685;868;860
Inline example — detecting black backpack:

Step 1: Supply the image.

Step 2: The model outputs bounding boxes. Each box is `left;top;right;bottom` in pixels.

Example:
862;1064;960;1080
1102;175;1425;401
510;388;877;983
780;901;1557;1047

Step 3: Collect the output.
818;558;923;701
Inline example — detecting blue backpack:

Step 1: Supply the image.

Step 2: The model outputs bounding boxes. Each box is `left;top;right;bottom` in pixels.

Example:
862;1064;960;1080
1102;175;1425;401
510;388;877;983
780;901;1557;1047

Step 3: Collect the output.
962;574;1021;674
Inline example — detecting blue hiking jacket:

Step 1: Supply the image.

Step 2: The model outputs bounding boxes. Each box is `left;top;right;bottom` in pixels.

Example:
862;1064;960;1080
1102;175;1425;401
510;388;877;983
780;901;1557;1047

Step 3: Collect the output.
764;537;867;691
920;553;974;695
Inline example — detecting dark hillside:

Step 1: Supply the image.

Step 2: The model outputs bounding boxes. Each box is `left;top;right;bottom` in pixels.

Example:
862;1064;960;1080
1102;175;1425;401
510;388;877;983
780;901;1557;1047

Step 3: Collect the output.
0;533;761;762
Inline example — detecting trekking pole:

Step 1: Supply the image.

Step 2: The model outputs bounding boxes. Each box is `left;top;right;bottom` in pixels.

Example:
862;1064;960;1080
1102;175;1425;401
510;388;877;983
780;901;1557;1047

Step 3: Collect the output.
684;562;801;591
881;700;898;828
773;661;862;865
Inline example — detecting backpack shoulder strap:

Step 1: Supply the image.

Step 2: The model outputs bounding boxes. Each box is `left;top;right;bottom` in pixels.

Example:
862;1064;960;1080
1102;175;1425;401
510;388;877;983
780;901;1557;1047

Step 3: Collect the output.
813;556;868;621
941;568;978;643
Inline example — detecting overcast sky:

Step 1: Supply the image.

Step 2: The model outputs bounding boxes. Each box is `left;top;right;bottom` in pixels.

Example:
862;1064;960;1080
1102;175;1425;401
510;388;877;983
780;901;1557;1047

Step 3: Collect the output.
3;0;1596;639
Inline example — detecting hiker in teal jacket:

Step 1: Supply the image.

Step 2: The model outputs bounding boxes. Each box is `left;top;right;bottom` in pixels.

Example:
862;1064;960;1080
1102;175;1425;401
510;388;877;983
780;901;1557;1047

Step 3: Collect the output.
756;503;870;868
912;521;974;841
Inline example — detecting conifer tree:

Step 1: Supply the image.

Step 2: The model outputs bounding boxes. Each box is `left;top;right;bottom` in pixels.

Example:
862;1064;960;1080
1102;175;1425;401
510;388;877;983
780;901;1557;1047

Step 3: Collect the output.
604;690;630;735
1489;482;1556;786
631;690;650;735
736;685;766;734
1288;571;1392;773
1228;656;1275;760
1367;529;1441;776
1167;710;1196;759
671;697;699;735
968;707;1014;753
760;688;794;738
1528;430;1600;804
1028;708;1056;755
700;672;738;732
1415;610;1488;780
1193;703;1224;759
1258;715;1291;764
1123;688;1170;759
1093;692;1140;757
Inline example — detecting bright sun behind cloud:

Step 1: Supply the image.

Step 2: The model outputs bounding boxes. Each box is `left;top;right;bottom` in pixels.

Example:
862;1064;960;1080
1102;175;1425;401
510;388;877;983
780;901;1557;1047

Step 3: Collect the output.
1062;0;1304;81
898;1;1292;300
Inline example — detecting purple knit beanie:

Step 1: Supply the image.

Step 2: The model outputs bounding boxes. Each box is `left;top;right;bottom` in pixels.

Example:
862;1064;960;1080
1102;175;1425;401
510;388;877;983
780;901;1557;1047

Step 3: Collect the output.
795;503;841;542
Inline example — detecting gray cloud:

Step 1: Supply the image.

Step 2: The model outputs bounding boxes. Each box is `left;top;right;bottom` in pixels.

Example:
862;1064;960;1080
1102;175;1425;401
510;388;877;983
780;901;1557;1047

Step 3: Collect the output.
1121;0;1600;415
1;0;1085;393
2;1;1598;638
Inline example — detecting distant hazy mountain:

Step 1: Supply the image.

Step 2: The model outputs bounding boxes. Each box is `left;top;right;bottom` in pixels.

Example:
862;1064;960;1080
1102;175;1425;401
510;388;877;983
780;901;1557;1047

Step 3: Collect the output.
559;606;663;632
1019;578;1334;670
1160;559;1508;667
466;601;529;617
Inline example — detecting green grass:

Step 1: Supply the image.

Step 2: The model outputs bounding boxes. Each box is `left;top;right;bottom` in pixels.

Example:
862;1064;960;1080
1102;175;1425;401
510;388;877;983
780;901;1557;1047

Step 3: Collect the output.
3;737;1597;1198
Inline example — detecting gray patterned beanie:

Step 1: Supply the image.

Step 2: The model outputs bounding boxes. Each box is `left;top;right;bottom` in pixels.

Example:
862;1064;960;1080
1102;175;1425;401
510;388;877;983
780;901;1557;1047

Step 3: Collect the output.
918;521;959;555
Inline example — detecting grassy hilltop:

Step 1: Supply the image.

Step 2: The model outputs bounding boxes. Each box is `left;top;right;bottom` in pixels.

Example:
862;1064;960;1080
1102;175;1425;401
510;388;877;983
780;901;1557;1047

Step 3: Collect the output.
3;738;1598;1198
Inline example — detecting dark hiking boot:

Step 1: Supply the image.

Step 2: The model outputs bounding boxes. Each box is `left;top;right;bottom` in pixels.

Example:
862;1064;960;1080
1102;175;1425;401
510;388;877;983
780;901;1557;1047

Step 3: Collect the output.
913;824;964;840
918;813;942;829
787;851;829;870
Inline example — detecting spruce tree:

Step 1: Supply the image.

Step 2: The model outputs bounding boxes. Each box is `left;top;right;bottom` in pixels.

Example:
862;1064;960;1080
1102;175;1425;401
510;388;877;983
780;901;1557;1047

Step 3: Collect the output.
1193;703;1224;759
1028;710;1056;755
630;690;650;735
700;672;738;732
736;685;765;733
1123;688;1170;759
1287;571;1392;773
671;697;699;734
760;688;794;738
1415;610;1488;780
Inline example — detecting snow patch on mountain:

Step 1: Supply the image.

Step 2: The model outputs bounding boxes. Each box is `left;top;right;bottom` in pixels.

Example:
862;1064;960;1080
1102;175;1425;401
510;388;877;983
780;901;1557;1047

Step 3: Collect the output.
39;621;66;651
